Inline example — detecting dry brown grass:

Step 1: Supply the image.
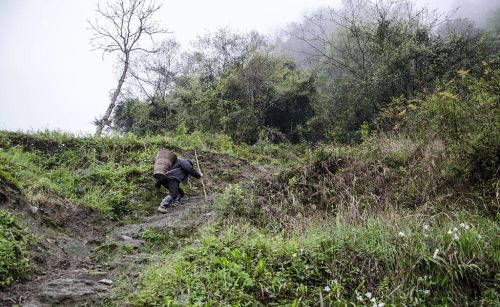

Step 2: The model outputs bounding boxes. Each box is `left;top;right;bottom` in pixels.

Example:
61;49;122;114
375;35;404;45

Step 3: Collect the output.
243;136;497;230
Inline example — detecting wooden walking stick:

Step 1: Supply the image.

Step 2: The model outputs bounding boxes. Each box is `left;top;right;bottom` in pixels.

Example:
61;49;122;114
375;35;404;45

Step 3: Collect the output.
194;149;208;200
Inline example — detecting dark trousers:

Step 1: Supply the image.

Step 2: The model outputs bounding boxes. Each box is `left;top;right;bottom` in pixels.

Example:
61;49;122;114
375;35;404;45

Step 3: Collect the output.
159;178;184;207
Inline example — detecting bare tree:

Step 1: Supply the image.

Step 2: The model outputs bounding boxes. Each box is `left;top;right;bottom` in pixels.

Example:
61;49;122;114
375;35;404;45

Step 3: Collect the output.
89;0;165;137
128;38;181;101
189;28;268;83
286;0;440;79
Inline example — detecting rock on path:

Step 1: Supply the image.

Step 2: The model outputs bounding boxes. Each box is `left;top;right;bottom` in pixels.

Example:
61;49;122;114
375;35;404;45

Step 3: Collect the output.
22;271;111;307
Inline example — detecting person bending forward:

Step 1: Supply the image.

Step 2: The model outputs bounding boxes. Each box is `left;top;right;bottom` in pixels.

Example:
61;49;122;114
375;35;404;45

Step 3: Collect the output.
156;158;202;213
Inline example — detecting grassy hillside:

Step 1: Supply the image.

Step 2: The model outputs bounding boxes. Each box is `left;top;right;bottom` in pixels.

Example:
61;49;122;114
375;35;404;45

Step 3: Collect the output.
0;130;298;217
128;136;499;306
0;68;498;306
0;128;497;306
1;0;499;304
0;129;297;300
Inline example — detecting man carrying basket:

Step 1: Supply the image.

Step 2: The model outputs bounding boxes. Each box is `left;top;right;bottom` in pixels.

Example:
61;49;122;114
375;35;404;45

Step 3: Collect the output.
154;149;203;213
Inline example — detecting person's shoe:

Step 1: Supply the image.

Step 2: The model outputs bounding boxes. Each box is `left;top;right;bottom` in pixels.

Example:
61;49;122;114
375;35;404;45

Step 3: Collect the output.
157;204;168;213
175;195;184;204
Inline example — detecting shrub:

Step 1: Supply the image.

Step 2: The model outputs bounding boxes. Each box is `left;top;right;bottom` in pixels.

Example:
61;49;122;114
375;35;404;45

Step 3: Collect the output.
214;184;247;217
384;64;500;184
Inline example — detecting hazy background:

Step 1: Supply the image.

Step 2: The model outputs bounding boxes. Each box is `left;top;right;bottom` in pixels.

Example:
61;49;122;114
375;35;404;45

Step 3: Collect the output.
0;0;498;134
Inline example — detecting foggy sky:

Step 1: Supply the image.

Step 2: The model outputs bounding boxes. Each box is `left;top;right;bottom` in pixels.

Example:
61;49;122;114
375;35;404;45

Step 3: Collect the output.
0;0;498;134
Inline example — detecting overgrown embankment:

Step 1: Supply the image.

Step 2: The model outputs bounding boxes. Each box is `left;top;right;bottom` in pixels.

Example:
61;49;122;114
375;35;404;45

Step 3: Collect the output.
0;66;498;305
0;130;289;305
0;130;293;218
0;128;498;306
127;135;499;306
123;68;499;306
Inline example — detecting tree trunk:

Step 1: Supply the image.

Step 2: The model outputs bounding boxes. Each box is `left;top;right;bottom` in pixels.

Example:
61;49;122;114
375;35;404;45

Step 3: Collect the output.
94;55;130;137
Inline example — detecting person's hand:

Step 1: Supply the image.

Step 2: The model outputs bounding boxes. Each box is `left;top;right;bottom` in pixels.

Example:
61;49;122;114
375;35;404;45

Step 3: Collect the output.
155;180;162;189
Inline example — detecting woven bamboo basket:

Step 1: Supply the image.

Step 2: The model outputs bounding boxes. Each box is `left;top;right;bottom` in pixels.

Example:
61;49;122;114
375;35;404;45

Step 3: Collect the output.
153;149;177;180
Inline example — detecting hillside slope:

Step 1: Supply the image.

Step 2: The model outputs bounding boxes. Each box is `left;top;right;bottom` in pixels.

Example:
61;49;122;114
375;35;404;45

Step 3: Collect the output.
0;130;498;306
0;131;276;306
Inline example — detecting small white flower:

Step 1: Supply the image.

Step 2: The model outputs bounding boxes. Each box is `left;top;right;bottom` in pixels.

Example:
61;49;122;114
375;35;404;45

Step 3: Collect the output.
370;298;376;303
305;265;310;270
365;292;372;299
424;234;429;238
324;286;331;292
453;233;459;241
292;253;297;258
357;295;364;301
462;224;470;231
453;227;458;232
300;248;305;253
378;303;385;307
423;224;430;231
398;231;405;237
372;303;378;307
478;234;483;239
460;223;466;228
447;229;453;235
433;248;440;258
423;290;430;295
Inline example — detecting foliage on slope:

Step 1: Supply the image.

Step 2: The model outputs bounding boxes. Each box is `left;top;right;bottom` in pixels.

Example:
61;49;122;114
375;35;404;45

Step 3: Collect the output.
0;210;29;287
122;63;499;306
129;215;498;306
0;129;300;219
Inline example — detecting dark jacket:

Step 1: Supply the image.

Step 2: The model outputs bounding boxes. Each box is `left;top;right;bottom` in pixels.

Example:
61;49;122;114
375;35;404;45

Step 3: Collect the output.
166;158;201;182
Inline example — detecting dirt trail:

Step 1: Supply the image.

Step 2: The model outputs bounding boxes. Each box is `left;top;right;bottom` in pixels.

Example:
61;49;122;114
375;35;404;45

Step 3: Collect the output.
113;196;212;238
1;193;212;306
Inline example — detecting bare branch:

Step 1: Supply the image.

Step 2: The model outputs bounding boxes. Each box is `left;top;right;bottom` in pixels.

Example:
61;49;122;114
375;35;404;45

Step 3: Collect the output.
89;0;166;136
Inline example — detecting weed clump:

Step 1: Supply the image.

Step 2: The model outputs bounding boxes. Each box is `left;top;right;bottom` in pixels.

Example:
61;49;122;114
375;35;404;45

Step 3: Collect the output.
214;184;247;217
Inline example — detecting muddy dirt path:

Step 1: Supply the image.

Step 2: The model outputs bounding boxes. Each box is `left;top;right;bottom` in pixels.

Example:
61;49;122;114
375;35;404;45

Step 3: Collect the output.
1;195;213;307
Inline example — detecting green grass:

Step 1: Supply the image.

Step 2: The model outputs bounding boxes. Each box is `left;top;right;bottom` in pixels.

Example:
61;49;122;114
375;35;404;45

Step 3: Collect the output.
0;130;300;218
118;132;499;306
127;212;499;306
0;210;30;287
0;129;497;304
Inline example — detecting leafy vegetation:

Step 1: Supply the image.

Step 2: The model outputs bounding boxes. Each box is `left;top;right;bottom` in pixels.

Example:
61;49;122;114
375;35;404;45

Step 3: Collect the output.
112;2;500;145
118;54;498;305
0;210;30;287
0;130;299;218
129;214;498;306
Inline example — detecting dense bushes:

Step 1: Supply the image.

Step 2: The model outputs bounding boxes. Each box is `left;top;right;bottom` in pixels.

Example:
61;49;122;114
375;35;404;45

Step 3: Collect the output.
115;54;316;144
410;66;499;183
0;210;30;287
